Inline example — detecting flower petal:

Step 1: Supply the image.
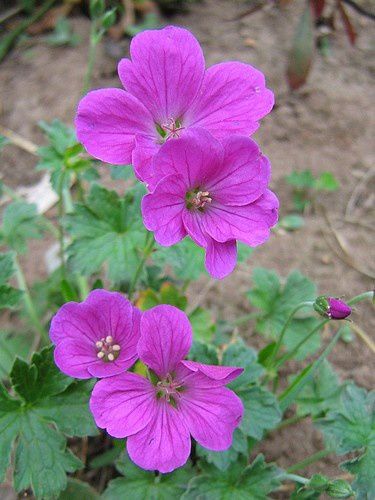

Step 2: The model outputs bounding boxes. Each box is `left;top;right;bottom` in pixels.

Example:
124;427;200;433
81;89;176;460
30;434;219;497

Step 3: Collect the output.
118;26;205;123
132;134;161;188
179;382;243;451
202;190;279;246
154;128;224;189
75;88;155;164
138;305;192;378
127;399;191;473
90;372;156;438
207;136;271;206
182;210;208;248
180;360;243;386
141;174;187;246
54;338;95;379
205;239;237;279
185;61;274;137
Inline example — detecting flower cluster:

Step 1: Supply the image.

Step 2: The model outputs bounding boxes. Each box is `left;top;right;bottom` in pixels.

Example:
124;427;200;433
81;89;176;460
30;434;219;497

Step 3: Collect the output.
75;25;279;278
50;291;243;472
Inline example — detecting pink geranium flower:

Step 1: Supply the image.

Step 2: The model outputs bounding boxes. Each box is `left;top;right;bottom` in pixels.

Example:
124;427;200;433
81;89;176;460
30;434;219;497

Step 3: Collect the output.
141;129;279;279
75;25;274;190
90;305;244;473
50;289;141;379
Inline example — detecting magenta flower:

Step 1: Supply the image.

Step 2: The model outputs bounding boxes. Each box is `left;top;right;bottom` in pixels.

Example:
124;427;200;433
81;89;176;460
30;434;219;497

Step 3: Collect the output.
314;296;352;320
50;289;141;379
75;25;274;190
90;305;244;473
141;129;279;279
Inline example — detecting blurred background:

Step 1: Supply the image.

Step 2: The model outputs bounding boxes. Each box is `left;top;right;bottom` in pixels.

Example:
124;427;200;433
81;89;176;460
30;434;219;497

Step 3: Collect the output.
0;0;374;483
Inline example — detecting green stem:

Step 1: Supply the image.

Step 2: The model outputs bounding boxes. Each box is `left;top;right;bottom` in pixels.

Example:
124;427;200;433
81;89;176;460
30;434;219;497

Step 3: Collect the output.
347;291;373;306
275;318;330;369
82;24;98;95
13;255;48;344
57;176;67;279
267;301;314;368
232;311;258;326
128;232;155;299
276;413;307;430
287;449;331;473
282;473;309;485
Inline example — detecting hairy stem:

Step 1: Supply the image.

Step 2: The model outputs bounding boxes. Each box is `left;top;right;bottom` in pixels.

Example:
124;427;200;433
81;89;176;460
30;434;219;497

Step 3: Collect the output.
287;449;331;473
13;255;49;344
128;232;155;299
82;24;98;95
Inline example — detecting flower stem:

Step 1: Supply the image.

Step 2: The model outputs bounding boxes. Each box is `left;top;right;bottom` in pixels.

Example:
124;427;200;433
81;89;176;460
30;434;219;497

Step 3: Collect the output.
128;232;155;299
287;449;331;473
276;413;307;430
282;473;309;485
13;255;49;344
267;301;314;368
82;24;98;95
347;290;373;305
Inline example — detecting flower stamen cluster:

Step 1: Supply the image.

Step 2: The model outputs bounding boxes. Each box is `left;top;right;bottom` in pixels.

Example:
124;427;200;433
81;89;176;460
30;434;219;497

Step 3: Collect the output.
95;335;121;362
186;189;212;211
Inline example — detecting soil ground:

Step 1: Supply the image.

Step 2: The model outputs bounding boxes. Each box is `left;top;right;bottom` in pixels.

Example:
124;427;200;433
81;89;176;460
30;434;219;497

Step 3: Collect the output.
0;0;374;496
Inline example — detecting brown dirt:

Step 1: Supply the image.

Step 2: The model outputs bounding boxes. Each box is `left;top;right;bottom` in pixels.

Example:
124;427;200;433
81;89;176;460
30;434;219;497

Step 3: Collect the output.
1;0;374;495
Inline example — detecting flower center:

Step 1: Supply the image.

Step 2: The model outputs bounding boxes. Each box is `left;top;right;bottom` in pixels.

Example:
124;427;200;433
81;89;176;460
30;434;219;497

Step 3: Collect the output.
186;188;212;211
156;118;184;142
156;373;183;405
95;335;121;362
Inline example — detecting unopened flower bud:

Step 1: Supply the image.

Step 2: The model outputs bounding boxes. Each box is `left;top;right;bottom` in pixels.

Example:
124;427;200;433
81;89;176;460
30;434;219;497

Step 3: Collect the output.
314;296;351;320
327;479;353;498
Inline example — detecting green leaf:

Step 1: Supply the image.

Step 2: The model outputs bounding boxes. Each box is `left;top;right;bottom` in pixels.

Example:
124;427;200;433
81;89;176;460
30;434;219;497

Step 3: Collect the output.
188;341;219;365
46;17;81;47
183;455;281;499
10;347;71;404
13;412;83;498
35;380;98;437
153;238;206;281
239;386;281;440
286;170;315;189
314;172;339;192
189;307;215;343
0;332;30;378
65;183;147;283
0;348;94;498
222;339;263;391
0;250;23;309
286;4;315;90
110;164;135;180
294;360;344;417
247;268;321;359
103;453;193;499
278;214;305;231
1;201;44;253
59;478;99;499
317;384;375;499
197;428;248;471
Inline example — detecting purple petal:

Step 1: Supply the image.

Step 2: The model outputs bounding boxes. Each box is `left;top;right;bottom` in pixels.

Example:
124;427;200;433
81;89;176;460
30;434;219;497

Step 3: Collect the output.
54;338;95;379
179;383;243;451
205;239;237;279
90;372;156;438
182;209;209;248
132;134;161;188
207;136;271;206
202;190;279;246
127;399;191;473
138;305;192;378
180;360;243;386
141;174;187;246
154;128;224;189
185;61;274;137
118;26;205;123
75;88;155;164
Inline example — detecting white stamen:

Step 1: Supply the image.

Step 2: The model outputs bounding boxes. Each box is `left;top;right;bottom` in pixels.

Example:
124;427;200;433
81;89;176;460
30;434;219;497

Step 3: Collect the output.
96;341;103;348
97;351;105;359
107;353;115;361
112;344;121;351
105;335;113;343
